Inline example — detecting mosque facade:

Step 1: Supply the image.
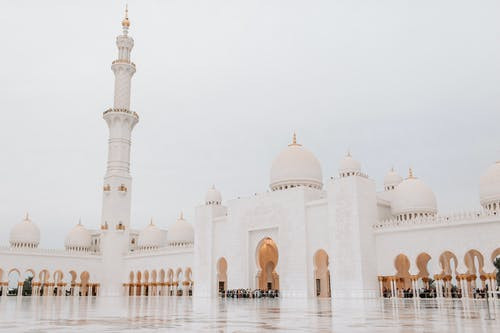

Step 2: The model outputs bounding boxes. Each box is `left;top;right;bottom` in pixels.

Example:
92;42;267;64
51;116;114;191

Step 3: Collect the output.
0;12;499;299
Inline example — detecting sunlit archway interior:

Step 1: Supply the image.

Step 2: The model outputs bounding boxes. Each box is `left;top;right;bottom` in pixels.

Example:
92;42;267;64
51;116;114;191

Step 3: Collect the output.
256;238;279;291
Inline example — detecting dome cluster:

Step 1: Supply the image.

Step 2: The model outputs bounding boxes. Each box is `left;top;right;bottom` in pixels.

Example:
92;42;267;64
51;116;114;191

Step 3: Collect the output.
9;214;40;249
270;134;323;191
136;213;194;249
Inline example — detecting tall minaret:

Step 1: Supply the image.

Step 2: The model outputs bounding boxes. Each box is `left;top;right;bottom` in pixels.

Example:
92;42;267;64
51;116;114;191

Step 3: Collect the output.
100;7;138;297
101;5;138;231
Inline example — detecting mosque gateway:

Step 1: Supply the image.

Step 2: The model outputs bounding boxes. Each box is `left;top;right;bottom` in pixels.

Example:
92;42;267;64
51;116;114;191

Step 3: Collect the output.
1;10;499;302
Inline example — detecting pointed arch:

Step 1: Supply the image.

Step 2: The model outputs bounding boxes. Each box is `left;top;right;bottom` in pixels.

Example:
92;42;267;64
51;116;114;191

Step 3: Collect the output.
216;257;228;294
313;249;331;298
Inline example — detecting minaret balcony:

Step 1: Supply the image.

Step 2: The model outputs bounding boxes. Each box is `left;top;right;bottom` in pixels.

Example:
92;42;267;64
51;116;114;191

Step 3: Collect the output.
103;108;139;120
112;59;136;69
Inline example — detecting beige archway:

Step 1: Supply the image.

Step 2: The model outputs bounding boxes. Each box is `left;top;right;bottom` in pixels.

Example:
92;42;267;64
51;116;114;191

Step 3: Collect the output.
53;270;64;296
394;254;411;290
217;257;228;293
464;249;486;276
80;271;90;296
128;271;134;296
136;271;142;296
256;237;279;291
439;251;459;276
167;268;174;296
416;252;432;289
313;249;331;298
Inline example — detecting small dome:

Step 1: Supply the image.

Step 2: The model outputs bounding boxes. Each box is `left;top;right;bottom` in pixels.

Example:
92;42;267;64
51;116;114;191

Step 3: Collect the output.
168;213;194;245
270;133;323;191
339;152;361;177
391;169;437;218
479;161;500;209
205;185;222;205
9;214;40;248
65;221;92;251
138;220;163;249
384;168;403;191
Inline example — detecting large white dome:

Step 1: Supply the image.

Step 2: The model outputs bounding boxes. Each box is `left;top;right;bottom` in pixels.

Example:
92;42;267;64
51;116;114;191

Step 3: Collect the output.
479;161;500;209
168;213;194;245
9;214;40;248
65;222;92;251
205;185;222;205
391;170;437;217
138;221;163;249
339;152;361;177
270;134;323;191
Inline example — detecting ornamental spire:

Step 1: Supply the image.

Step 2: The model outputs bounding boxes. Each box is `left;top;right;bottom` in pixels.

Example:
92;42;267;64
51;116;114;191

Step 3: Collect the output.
121;4;130;33
408;167;414;179
289;132;302;146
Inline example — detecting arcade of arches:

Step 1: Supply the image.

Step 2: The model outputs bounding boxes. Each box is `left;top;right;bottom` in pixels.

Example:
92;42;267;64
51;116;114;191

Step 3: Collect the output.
378;248;500;298
0;268;97;297
123;267;193;296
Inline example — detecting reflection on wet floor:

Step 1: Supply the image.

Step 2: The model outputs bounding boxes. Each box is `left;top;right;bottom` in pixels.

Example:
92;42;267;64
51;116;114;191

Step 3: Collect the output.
0;296;498;332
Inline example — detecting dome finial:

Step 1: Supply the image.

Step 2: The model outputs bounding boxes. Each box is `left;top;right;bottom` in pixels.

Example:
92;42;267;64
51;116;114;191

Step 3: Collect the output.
78;218;82;226
24;212;29;220
288;132;301;146
408;167;414;179
346;149;351;157
149;217;154;226
180;211;184;220
122;4;130;29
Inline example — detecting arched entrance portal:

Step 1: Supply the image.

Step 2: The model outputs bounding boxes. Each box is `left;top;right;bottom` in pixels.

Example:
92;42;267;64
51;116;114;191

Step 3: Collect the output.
256;237;279;291
216;257;227;294
314;249;331;298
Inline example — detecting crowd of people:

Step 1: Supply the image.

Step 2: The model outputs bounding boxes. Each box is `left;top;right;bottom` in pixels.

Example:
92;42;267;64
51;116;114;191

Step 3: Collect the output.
220;289;279;298
383;286;500;299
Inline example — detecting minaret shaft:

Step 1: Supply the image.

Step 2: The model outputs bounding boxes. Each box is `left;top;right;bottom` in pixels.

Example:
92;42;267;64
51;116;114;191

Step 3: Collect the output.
100;13;138;230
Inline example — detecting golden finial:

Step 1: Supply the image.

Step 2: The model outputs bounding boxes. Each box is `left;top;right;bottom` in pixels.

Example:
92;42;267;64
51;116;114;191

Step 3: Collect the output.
122;4;130;28
408;167;414;179
288;132;301;146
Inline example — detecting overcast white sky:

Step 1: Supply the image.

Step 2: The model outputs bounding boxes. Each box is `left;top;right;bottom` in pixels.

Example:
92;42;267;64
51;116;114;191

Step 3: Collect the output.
0;0;499;248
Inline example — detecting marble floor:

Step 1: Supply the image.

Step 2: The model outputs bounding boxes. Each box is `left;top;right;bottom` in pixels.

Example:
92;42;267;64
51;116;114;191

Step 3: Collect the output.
0;296;498;332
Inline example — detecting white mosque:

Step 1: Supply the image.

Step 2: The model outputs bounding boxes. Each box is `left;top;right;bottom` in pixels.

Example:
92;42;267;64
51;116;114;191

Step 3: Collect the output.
0;10;499;299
